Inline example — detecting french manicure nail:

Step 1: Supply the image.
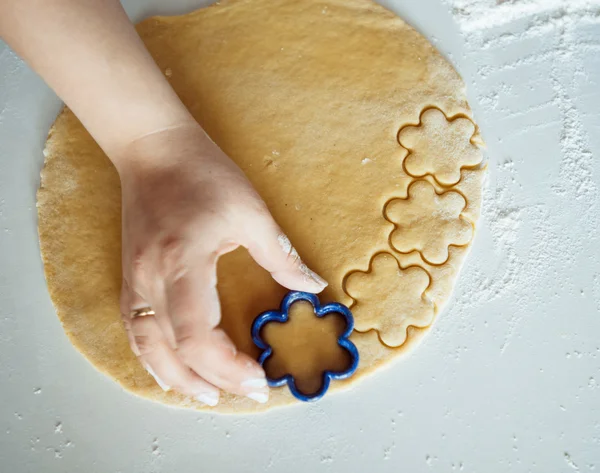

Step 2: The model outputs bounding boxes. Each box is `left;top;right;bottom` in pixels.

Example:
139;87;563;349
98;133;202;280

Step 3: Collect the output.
241;377;268;389
144;364;171;392
247;392;269;404
196;392;219;407
299;263;328;289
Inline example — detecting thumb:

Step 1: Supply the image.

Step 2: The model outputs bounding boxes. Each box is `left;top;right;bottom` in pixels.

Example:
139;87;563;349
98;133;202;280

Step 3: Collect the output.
241;213;327;293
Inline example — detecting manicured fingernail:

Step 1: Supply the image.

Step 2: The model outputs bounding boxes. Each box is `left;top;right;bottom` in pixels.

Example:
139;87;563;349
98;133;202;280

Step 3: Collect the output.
196;392;219;407
144;364;171;392
241;377;268;389
247;392;269;404
299;263;328;290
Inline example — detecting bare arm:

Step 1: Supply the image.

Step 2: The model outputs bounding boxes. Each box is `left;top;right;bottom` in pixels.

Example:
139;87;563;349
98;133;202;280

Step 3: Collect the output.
0;0;191;159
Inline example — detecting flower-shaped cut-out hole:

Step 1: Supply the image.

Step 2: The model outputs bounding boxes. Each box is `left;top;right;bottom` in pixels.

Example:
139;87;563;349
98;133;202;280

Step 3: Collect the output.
252;292;359;401
399;108;483;186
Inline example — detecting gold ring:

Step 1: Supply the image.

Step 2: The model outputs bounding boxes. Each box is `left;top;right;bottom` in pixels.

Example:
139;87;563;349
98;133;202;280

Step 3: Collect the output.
130;307;156;318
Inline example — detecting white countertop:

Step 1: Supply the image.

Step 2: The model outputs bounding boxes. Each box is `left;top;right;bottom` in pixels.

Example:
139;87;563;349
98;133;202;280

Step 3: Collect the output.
1;0;599;471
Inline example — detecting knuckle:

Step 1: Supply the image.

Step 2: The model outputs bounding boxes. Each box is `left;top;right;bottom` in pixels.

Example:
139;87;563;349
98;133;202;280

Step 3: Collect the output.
128;236;189;283
129;248;151;283
120;313;132;329
119;284;132;315
132;334;158;356
120;299;130;317
128;237;192;291
129;316;161;351
157;235;186;279
175;332;203;362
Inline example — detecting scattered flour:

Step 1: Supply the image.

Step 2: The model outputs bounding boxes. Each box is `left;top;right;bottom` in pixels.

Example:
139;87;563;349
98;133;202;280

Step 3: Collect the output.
447;0;599;32
440;0;600;351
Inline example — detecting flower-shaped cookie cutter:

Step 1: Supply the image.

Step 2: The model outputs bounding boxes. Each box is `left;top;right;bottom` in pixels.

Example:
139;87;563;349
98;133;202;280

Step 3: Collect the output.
251;291;360;402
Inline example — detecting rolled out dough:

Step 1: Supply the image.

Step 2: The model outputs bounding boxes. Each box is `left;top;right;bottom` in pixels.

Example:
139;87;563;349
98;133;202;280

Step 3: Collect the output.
37;0;485;413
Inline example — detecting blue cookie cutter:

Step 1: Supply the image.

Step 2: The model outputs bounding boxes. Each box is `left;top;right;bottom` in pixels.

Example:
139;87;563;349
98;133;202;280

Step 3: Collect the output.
251;291;359;402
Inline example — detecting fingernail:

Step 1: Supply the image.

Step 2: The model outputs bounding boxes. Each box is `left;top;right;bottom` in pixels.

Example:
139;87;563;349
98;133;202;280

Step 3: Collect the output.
241;377;268;389
144;364;171;392
299;263;328;290
196;392;219;407
247;392;269;404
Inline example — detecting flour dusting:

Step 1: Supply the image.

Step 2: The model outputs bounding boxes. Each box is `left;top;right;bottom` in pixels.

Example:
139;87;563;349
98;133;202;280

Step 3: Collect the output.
448;0;599;32
441;0;600;350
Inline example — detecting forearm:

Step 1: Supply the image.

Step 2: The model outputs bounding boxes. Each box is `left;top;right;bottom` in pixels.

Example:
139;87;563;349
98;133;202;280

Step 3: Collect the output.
0;0;194;164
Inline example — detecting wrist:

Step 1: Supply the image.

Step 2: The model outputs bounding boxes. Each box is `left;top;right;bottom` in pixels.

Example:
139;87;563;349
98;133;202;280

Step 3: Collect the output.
110;120;214;178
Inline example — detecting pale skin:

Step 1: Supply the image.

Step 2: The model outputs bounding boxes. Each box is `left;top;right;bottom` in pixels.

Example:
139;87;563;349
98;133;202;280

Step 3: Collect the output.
0;0;327;406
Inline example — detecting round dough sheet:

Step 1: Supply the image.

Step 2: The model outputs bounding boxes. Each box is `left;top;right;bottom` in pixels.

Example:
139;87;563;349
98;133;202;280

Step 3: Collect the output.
38;0;485;413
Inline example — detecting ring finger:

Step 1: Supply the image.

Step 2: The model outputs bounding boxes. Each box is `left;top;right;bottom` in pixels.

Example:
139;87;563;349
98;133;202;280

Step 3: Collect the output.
128;307;220;406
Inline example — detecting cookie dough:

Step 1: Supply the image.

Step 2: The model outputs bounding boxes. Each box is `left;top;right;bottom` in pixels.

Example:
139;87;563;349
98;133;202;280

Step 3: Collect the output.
385;180;473;265
400;108;483;185
37;0;485;413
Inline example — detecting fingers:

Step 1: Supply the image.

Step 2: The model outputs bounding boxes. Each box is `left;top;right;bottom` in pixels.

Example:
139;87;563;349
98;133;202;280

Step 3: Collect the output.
120;278;177;350
121;278;219;406
120;279;141;355
165;265;270;402
130;314;220;406
179;328;270;403
241;213;327;293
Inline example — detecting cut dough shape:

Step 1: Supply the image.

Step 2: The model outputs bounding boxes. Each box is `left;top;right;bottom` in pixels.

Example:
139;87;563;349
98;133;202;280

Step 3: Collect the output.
400;108;483;186
262;301;351;395
37;0;486;413
385;180;473;265
393;245;471;310
344;253;434;347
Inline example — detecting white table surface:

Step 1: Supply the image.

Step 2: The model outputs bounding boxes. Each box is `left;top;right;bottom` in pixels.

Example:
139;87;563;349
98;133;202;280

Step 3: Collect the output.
1;0;599;471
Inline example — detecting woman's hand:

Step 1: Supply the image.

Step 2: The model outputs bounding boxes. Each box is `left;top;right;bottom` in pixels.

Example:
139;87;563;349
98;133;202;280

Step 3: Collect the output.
116;124;327;406
0;0;325;405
